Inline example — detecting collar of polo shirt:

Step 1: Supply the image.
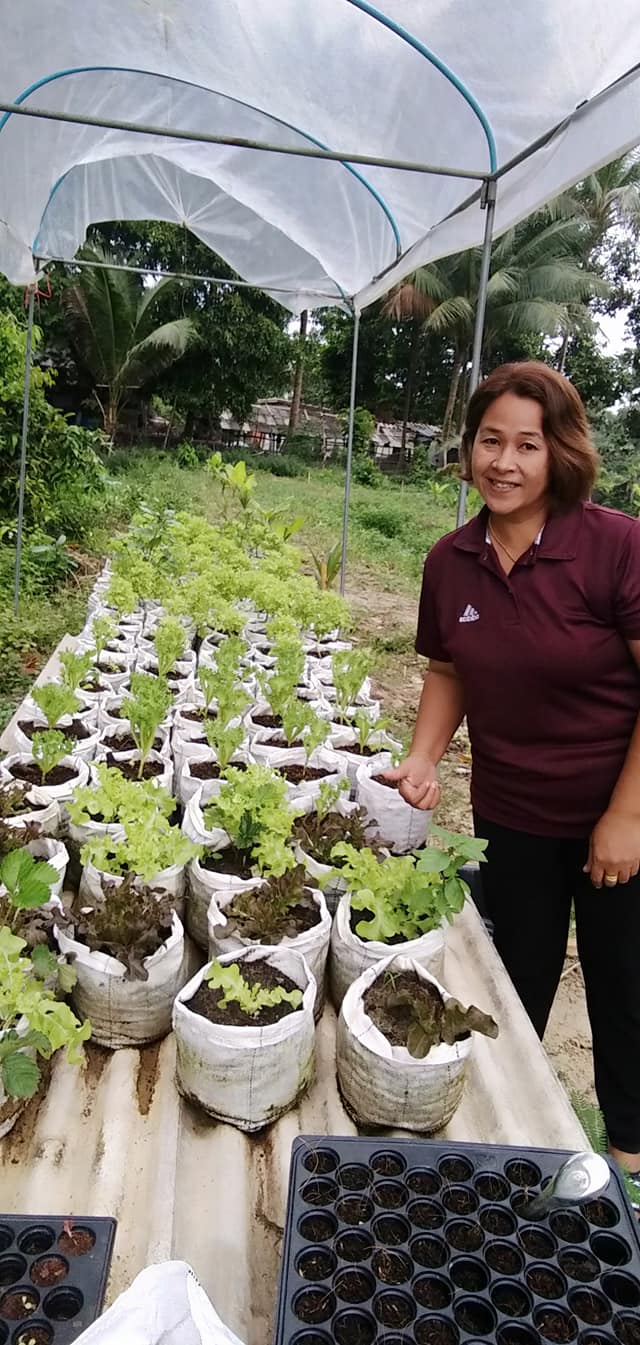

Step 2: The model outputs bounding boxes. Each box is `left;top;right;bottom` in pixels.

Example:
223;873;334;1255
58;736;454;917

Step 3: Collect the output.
454;504;585;561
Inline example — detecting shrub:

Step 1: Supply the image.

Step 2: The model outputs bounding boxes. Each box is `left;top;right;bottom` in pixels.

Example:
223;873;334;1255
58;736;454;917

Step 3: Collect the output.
265;454;306;478
355;504;406;538
176;440;199;469
352;454;383;487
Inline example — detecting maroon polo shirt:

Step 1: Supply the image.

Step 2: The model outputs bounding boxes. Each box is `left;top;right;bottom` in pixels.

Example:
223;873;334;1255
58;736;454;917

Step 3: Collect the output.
416;502;640;837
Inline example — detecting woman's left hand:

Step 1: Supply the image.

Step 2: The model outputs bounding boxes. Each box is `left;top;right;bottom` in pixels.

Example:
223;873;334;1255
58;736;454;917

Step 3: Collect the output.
584;808;640;888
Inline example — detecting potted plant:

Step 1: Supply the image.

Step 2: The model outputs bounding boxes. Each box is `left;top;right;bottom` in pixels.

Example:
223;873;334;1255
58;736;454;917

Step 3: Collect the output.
208;862;332;1011
330;710;402;786
183;765;303;946
328;827;487;1006
100;672;173;784
0;854;90;1137
336;954;498;1131
2;731;90;803
292;780;383;913
15;681;99;763
173;946;316;1131
177;641;251;800
0;818;69;904
355;757;431;854
78;801;200;910
331;648;373;722
55;875;189;1049
0;779;61;839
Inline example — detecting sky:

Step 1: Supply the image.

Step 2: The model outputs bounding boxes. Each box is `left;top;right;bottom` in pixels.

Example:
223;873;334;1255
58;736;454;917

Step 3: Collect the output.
597;309;629;355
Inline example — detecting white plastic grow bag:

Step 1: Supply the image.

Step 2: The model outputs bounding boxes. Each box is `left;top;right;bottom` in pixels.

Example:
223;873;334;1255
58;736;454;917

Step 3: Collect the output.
182;787;230;848
178;745;253;808
55;913;189;1049
93;748;174;796
355;761;431;854
173;946;316;1132
186;858;261;949
26;836;70;901
208;883;331;1012
336;955;472;1132
292;796;362;916
97;693;134;732
71;1260;245;1345
79;859;188;913
1;754;90;806
330;890;445;1008
0;785;61;838
98;721;171;761
12;713;102;765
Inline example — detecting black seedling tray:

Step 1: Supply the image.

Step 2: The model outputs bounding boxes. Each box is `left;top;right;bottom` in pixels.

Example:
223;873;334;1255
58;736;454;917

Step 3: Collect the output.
275;1137;640;1345
0;1215;116;1345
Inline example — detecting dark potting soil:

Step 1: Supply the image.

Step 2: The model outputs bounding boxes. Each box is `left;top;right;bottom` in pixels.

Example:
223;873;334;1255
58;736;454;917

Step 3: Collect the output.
101;731;163;753
181;708;217;723
560;1252;599;1282
362;970;445;1049
57;1227;95;1257
191;761;247;781
342;743;377;758
80;680;110;694
527;1267;566;1299
105;754;163;781
10;763;76;787
277;765;332;784
202;846;254;879
15;1328;51;1345
535;1308;578;1342
19;717;90;742
0;785;45;816
30;1255;68;1287
371;774;397;790
252;713;282;729
0;1289;40;1318
188;957;302;1028
227;888;320;940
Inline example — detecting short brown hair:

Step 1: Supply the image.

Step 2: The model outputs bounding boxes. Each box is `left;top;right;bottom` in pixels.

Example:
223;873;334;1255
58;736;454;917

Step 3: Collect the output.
460;361;599;508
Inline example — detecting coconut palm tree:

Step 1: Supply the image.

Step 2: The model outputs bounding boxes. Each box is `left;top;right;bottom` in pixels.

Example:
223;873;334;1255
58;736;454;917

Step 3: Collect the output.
64;245;195;441
388;212;606;444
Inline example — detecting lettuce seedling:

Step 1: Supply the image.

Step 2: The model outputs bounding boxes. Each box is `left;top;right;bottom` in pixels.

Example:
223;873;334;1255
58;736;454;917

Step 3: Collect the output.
67;762;175;828
371;972;498;1059
31;730;72;783
91;614;116;661
204;764;301;877
332;649;371;722
154;617;187;679
32;682;78;729
0;926;90;1100
59;649;94;694
127;672;172;776
205;960;302;1017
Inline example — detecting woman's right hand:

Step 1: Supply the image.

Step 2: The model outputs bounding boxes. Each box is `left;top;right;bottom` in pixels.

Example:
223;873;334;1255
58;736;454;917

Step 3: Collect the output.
383;754;441;811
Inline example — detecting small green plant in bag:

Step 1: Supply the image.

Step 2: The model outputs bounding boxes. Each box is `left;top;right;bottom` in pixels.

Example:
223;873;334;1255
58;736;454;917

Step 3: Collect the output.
204;764;301;877
127;673;172;777
67;763;174;828
202;717;245;771
90;614;116;661
205;960;302;1017
0;926;90;1101
31;730;73;783
59;649;94;693
332;649;371;721
0;850;58;930
32;682;78;729
154;617;187;679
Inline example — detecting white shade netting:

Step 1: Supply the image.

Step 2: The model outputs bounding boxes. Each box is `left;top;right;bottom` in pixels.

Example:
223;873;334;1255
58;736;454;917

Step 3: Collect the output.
0;2;639;311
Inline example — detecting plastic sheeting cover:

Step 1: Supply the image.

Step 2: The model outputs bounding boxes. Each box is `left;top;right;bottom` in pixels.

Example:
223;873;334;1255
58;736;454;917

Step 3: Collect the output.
0;1;640;310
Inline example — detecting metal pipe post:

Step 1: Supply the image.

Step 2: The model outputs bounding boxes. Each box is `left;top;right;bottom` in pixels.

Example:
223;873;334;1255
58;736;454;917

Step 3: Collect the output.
456;177;497;528
13;287;36;614
339;309;361;596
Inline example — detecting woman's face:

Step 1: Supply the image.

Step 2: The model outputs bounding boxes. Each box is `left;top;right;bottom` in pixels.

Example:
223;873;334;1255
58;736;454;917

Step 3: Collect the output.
471;392;551;520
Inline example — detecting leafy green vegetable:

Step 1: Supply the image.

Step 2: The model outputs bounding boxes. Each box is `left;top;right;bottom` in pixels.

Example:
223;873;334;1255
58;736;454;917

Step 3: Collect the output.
366;970;498;1059
31;682;78;729
67;762;174;828
31;730;73;783
224;865;315;942
294;804;380;868
154;616;187;679
81;814;199;883
60;874;175;980
332;649;371;721
90;614;116;661
204;764;302;877
205;960;302;1017
329;827;486;942
0;925;90;1101
127;672;172;775
0;850;58;928
59;649;94;694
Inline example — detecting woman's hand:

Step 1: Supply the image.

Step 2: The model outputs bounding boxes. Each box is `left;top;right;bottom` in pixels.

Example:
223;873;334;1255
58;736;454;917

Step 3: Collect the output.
383;754;441;811
584;807;640;888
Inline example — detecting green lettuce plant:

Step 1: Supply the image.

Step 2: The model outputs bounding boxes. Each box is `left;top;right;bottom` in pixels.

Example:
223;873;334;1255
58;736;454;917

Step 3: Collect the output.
90;614;116;661
154;616;187;679
204;764;301;877
59;649;94;693
80;816;199;883
31;682;78;729
67;762;175;828
204;960;302;1017
329;827;487;942
31;730;72;783
332;649;371;722
127;672;172;776
0;926;90;1101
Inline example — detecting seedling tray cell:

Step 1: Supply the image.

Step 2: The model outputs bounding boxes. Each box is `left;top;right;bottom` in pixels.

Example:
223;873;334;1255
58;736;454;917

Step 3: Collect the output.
0;1215;116;1344
275;1138;640;1345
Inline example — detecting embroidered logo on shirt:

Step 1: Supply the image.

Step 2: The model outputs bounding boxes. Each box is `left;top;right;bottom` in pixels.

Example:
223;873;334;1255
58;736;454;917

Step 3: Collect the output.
459;604;480;624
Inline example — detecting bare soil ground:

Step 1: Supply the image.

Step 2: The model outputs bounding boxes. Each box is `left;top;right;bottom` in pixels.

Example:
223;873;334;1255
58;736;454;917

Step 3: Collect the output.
348;570;595;1108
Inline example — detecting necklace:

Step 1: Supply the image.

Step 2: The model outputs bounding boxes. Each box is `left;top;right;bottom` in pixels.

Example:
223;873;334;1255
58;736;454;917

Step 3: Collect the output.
488;520;520;565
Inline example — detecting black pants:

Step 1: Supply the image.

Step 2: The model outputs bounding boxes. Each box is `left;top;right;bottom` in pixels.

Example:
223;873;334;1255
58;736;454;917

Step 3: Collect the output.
475;813;640;1153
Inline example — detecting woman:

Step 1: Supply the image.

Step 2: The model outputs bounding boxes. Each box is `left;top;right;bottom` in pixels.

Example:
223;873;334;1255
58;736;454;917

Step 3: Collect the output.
388;361;640;1178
